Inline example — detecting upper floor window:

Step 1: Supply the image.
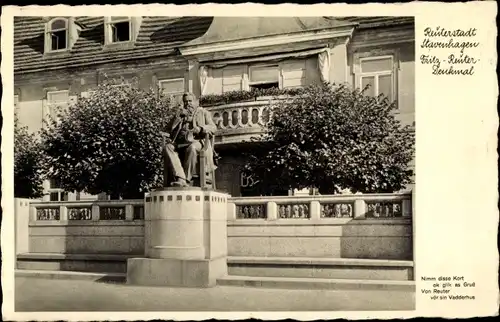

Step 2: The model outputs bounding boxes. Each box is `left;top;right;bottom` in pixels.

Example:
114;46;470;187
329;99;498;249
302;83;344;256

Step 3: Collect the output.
249;64;280;90
46;90;69;122
105;17;132;44
359;56;394;102
215;59;309;95
45;18;69;52
14;95;19;108
159;78;185;104
47;90;69;105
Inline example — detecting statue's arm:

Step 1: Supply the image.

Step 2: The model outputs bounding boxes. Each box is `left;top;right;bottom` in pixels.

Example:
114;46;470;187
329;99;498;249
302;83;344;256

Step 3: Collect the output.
162;112;181;144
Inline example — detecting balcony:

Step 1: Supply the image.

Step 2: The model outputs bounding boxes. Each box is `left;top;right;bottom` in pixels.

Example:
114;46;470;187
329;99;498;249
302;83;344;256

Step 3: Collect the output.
204;94;415;146
205;97;286;145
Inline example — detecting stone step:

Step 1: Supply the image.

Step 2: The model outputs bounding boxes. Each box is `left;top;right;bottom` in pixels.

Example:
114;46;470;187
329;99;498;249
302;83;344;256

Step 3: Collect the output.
16;269;415;292
15;269;126;282
228;256;414;281
17;254;414;282
16;253;135;274
217;275;416;291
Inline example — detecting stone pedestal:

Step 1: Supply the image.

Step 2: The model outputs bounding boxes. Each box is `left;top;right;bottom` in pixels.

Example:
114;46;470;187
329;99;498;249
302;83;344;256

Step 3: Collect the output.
127;187;229;287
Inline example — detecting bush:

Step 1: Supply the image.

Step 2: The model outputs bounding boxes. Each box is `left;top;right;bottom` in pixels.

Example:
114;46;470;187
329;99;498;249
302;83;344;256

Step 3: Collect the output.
243;83;415;195
40;78;178;199
14;113;44;198
199;87;307;106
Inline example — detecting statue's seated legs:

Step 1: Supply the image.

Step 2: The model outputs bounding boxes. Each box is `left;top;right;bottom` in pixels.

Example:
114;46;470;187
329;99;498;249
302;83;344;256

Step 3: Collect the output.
163;140;215;188
163;143;189;187
183;141;202;184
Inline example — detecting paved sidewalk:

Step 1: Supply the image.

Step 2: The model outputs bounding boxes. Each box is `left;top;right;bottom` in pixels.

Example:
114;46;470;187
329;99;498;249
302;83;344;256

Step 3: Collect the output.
15;277;415;311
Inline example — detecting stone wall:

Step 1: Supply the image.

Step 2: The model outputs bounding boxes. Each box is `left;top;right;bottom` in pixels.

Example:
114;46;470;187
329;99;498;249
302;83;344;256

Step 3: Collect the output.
227;219;412;260
15;198;35;255
227;193;413;260
24;199;145;255
28;221;144;255
17;192;413;260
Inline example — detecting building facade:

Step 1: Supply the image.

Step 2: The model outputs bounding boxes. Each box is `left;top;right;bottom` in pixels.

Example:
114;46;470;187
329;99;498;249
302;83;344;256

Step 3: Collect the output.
14;16;415;200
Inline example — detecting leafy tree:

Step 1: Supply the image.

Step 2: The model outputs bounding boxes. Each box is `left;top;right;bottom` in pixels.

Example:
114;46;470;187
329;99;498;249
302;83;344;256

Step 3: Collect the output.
40;78;178;199
14;112;44;198
243;83;415;195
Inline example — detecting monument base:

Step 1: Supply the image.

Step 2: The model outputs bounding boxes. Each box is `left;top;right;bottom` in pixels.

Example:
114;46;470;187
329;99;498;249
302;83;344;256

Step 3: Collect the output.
126;187;229;288
126;256;227;287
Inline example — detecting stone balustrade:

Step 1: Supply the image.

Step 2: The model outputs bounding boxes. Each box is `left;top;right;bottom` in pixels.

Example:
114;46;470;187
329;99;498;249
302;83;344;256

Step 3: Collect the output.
206;98;281;135
30;199;145;222
227;192;412;221
29;192;411;222
18;191;413;259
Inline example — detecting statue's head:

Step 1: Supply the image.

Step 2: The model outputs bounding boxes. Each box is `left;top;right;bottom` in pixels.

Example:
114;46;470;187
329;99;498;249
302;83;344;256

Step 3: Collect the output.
182;92;196;109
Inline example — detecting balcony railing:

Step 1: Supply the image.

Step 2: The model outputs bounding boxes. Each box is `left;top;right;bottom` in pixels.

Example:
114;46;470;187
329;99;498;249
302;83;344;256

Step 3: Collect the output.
31;199;145;222
205;95;415;144
206;98;285;138
227;192;412;220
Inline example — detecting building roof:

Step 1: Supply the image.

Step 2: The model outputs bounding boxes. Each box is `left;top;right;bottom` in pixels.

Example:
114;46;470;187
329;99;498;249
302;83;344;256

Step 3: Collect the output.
14;16;413;74
181;16;414;47
14;16;214;73
180;17;352;47
335;16;414;29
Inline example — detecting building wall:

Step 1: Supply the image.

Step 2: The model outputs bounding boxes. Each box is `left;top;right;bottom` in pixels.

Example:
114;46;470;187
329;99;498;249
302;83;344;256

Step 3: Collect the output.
14;27;415;199
215;154;247;196
14;57;189;136
346;41;415;128
15;58;189;201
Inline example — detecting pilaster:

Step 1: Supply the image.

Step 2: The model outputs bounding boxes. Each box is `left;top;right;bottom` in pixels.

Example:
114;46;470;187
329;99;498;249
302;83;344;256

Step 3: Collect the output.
187;59;200;98
329;37;351;85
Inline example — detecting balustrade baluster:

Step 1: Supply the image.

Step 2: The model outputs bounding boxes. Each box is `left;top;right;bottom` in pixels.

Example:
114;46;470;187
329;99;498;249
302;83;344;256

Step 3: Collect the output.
241;109;249;127
251;108;259;125
231;109;239;128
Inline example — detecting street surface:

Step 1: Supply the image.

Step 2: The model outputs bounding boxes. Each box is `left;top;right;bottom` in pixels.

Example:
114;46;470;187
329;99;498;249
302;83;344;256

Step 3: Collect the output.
16;277;415;311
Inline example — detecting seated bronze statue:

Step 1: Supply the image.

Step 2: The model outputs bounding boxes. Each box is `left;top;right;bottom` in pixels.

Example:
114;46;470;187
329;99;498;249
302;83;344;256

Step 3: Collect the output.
161;92;218;188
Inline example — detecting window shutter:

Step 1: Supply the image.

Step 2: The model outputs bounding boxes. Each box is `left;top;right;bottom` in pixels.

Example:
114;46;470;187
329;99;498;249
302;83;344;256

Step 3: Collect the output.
131;17;143;42
281;60;306;88
68;17;79;48
44;21;50;53
222;66;244;92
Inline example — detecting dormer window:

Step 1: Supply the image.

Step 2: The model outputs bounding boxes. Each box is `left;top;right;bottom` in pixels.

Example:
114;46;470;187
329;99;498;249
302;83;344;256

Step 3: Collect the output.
106;17;131;44
45;18;68;52
104;17;142;47
44;17;81;54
